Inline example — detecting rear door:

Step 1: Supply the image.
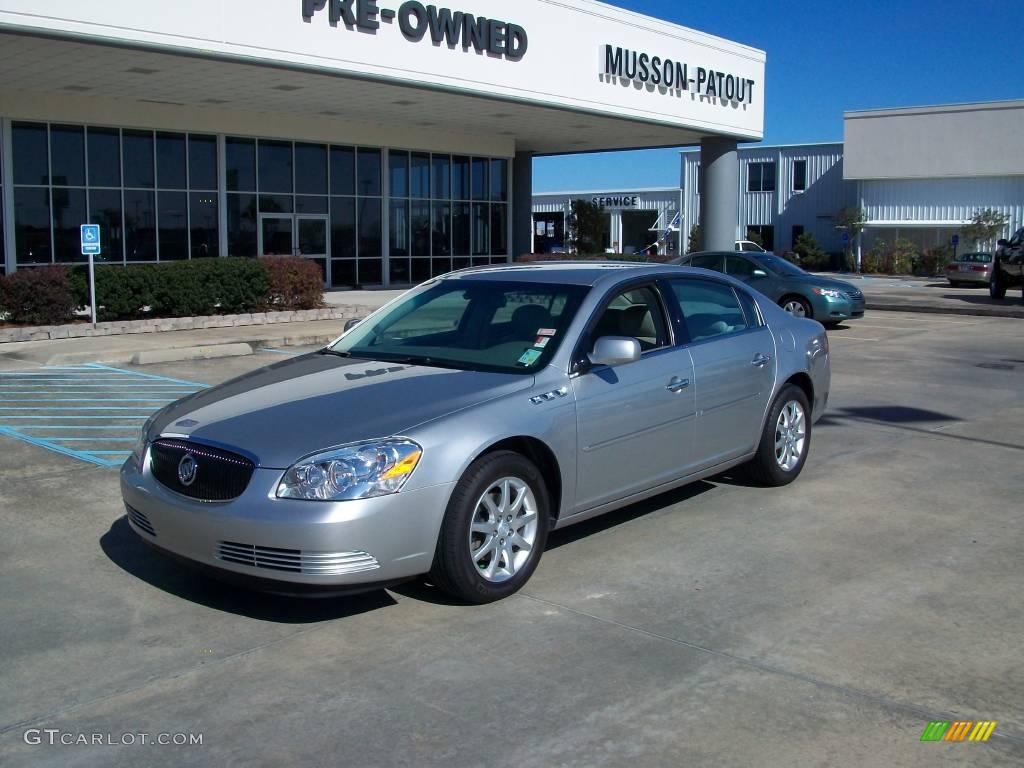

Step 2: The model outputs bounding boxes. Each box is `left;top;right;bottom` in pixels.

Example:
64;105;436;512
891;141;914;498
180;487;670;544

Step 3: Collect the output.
570;284;696;512
664;278;776;469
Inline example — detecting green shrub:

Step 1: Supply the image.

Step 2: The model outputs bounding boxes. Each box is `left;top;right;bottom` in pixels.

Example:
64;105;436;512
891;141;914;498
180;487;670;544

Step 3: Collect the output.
260;256;324;310
788;232;829;271
914;245;952;277
0;266;76;325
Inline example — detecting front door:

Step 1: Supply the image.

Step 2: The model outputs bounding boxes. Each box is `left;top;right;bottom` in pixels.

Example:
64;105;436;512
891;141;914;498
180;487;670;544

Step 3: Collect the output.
259;214;329;282
571;284;697;513
665;278;776;469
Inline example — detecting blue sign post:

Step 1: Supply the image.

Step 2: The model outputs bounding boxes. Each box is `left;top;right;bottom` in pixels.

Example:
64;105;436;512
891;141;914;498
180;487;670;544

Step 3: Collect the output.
951;233;960;262
81;225;101;326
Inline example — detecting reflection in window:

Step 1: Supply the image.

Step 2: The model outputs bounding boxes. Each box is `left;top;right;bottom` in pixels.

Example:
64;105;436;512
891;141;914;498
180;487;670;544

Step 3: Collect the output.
88;128;121;187
189;192;218;259
156;133;188;190
158;191;189;260
226;138;256;192
51;125;85;187
90;189;123;263
123;130;155;189
295;143;328;195
12;123;49;186
124;189;157;261
52;187;87;262
14;187;51;265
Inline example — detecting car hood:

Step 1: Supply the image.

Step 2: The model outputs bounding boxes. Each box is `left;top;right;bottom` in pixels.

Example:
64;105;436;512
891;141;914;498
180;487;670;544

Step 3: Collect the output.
149;353;534;468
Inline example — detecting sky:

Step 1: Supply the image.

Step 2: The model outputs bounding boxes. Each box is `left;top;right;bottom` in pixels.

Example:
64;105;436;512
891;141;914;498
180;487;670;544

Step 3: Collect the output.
534;0;1021;192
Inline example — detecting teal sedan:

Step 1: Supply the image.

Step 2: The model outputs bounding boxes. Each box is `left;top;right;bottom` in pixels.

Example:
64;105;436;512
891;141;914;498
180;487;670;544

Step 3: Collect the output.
670;251;865;325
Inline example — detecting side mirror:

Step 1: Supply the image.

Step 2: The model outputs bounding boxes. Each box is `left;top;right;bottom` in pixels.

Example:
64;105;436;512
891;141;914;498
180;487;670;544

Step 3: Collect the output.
997;239;1009;247
752;269;769;279
344;318;363;332
588;336;642;368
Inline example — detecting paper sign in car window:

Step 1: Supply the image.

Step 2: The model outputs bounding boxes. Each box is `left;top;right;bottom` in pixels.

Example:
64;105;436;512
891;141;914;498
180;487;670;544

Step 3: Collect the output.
534;337;550;349
537;328;556;336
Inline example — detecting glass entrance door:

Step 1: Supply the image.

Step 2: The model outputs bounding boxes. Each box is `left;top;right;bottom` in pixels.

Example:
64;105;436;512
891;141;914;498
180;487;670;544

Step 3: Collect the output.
258;214;329;283
259;214;294;257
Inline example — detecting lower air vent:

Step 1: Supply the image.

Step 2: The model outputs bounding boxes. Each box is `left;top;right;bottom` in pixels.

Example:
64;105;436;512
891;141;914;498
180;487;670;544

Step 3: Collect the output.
216;541;380;576
126;505;156;537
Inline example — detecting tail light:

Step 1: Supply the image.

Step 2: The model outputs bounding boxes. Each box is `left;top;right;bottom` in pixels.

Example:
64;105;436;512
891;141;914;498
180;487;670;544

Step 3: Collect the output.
946;264;957;270
971;266;987;272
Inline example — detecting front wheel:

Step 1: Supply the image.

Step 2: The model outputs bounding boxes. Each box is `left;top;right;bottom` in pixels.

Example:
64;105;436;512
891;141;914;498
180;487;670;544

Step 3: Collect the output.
430;451;550;604
780;295;813;319
744;384;812;486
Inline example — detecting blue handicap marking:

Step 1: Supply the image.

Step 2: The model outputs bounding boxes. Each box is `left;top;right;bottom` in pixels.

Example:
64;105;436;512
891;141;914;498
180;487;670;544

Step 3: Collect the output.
951;234;960;246
81;224;101;256
0;363;207;468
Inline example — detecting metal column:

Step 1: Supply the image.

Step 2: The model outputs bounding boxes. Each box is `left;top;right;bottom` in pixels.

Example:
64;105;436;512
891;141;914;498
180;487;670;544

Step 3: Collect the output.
512;151;533;260
699;136;739;252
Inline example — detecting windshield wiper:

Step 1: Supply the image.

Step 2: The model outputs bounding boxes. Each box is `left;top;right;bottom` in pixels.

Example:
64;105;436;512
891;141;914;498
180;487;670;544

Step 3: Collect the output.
318;348;351;358
374;354;471;371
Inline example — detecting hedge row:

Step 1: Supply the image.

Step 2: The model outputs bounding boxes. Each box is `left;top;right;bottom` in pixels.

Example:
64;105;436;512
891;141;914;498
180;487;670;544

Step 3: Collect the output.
0;257;324;326
517;252;672;264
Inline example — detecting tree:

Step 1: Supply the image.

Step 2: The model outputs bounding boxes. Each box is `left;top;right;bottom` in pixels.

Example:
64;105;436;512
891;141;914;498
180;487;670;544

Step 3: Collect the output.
836;206;867;271
566;199;606;255
744;228;764;248
687;224;702;253
961;208;1009;248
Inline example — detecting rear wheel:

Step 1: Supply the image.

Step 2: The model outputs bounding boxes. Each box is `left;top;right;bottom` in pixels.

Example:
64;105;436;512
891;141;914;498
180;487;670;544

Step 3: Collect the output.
990;262;1007;299
744;384;812;486
430;451;549;604
780;295;813;319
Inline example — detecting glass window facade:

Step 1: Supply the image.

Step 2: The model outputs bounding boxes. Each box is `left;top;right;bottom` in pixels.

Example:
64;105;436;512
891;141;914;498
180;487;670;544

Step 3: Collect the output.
388;150;508;284
10;121;218;265
2;120;511;286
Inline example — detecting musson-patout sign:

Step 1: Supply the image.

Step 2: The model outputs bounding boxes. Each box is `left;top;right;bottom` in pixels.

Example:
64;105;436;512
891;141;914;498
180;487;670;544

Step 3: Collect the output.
603;44;757;105
302;0;528;60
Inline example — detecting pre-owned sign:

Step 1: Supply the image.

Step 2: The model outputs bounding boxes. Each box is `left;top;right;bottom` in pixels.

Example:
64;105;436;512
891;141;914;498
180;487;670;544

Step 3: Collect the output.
302;1;528;60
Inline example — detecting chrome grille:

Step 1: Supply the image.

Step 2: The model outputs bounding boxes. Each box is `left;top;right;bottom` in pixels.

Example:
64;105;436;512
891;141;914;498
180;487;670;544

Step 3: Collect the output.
126;505;156;537
216;541;380;576
150;440;254;502
845;288;864;301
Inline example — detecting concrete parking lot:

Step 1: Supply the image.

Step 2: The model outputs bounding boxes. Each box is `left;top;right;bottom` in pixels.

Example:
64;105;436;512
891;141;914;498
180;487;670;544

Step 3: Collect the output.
1;310;1022;767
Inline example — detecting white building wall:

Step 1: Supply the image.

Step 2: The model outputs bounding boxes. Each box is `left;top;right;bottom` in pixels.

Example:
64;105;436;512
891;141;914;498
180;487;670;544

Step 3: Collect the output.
682;143;854;252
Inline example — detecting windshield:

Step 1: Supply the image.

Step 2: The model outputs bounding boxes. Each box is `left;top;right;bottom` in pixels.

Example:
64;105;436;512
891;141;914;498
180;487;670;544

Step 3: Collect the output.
954;252;992;263
328;279;589;374
755;254;808;277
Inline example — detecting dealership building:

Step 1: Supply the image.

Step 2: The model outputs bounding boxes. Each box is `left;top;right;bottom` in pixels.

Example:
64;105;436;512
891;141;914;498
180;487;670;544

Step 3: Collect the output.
0;0;765;285
534;99;1024;259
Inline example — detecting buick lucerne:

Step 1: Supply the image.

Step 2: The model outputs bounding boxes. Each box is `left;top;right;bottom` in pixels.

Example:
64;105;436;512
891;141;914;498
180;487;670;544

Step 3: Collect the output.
121;263;831;603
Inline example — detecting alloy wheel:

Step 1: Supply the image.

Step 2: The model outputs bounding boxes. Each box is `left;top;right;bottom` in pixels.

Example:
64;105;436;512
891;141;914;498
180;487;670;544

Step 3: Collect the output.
783;299;807;318
775;401;807;471
468;477;539;583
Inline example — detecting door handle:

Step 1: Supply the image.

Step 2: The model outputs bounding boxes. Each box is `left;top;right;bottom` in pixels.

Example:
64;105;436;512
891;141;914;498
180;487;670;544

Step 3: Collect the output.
666;377;690;393
752;353;772;368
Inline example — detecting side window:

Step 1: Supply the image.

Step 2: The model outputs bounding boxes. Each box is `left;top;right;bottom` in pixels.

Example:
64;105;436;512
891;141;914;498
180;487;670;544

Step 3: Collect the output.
736;288;764;328
591;286;669;352
689;254;723;272
668;280;749;342
725;255;757;277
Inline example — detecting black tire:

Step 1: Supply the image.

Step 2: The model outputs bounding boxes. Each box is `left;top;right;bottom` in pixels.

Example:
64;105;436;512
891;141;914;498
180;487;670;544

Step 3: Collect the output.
430;451;550;604
949;280;962;288
780;294;813;320
744;384;812;487
990;262;1007;299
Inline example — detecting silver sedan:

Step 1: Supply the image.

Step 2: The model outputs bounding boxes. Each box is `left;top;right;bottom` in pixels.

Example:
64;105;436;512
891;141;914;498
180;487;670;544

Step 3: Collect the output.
121;263;831;603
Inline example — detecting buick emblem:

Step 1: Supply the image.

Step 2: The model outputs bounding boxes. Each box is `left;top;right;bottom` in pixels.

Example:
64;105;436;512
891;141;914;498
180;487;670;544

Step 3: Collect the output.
177;454;199;487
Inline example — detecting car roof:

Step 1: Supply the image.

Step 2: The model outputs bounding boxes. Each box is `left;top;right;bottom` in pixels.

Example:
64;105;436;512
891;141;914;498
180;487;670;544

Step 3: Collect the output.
441;261;676;287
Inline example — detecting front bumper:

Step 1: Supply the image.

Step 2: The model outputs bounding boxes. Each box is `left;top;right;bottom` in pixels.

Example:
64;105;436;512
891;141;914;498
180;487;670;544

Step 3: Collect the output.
120;456;454;590
813;294;864;322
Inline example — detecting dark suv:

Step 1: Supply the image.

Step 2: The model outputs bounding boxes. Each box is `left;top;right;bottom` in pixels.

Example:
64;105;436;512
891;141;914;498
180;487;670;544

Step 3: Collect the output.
991;227;1024;300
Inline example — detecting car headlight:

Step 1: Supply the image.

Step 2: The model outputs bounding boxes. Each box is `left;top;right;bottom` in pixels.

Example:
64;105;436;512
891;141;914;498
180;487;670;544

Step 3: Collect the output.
132;415;155;466
276;439;422;501
812;287;845;299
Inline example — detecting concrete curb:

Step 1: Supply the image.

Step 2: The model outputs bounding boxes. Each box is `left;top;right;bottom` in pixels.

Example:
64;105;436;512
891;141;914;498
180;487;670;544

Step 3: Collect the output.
131;343;255;365
865;302;1024;319
39;333;341;366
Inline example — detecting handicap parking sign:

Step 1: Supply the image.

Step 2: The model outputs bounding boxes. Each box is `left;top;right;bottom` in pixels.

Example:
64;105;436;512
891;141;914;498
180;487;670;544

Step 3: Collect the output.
81;224;101;256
